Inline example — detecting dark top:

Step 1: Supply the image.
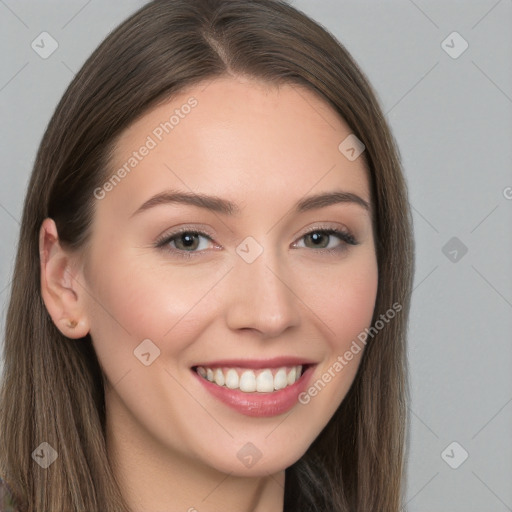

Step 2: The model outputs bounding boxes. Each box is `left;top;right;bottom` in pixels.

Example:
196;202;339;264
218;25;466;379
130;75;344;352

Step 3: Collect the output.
0;476;18;512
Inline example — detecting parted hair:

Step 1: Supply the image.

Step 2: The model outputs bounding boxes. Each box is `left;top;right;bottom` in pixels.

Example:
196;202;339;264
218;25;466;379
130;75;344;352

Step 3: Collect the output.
0;1;414;510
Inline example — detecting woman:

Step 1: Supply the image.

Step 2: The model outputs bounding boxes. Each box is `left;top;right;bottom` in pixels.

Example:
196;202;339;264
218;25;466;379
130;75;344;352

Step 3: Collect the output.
0;0;415;510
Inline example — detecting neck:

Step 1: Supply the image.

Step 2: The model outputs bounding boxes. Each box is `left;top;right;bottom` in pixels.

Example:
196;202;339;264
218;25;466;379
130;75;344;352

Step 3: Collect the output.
105;396;285;512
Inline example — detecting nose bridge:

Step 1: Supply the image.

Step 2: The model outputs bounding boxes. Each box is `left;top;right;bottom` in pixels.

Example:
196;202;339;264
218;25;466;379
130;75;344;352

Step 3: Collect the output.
225;238;301;335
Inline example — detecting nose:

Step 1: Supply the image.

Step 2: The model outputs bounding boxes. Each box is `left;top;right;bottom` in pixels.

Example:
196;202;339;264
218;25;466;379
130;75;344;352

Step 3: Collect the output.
224;248;302;337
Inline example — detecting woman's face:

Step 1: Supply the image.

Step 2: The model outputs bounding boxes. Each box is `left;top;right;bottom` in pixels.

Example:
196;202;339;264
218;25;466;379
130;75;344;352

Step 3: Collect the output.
80;75;378;477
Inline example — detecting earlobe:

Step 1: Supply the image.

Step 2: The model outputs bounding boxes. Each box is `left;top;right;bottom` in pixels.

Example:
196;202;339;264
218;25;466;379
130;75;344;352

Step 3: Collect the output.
39;218;90;339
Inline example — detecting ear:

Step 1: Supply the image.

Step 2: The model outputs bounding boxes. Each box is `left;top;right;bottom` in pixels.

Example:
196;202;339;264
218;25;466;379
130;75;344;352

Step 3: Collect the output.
39;218;90;339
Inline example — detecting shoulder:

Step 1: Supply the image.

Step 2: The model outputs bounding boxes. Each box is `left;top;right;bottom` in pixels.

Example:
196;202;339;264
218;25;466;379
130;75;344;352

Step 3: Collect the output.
0;476;19;512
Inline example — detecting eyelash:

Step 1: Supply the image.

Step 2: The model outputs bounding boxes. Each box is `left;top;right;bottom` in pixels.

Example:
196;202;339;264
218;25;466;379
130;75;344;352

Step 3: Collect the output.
154;226;359;259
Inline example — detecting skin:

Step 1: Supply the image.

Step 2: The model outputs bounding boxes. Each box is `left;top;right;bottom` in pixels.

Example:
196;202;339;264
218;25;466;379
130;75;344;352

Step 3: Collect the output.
39;75;378;512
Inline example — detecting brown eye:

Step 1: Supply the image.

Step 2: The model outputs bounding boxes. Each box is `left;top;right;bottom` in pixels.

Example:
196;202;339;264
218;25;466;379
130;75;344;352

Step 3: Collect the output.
155;230;215;256
173;233;201;251
297;228;357;251
303;232;331;249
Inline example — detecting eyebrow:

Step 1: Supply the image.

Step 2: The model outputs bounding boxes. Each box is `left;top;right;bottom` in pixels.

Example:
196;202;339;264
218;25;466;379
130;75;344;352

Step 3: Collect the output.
130;189;371;218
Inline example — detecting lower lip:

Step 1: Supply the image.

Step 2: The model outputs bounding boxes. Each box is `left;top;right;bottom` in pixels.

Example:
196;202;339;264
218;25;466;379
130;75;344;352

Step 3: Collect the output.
192;365;316;417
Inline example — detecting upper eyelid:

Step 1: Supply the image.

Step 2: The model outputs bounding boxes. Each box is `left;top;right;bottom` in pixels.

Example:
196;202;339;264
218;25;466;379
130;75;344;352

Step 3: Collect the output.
160;224;351;238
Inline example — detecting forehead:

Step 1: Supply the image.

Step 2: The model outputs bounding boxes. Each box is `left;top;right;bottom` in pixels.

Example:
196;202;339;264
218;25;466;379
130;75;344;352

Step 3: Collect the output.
100;76;371;220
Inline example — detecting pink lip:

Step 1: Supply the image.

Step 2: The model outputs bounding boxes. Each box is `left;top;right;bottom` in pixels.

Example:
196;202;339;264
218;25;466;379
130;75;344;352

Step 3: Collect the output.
191;364;316;417
191;356;316;370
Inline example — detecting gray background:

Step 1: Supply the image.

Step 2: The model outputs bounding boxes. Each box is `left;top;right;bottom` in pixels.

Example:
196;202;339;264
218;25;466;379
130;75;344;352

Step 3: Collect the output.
1;1;511;510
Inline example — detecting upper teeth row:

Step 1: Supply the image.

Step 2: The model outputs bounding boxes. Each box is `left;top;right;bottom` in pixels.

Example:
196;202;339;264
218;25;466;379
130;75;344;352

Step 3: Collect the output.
196;365;303;393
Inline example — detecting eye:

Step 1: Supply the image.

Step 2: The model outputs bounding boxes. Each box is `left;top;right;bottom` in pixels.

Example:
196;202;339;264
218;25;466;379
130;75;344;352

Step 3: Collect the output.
155;229;215;255
154;226;358;258
294;228;358;253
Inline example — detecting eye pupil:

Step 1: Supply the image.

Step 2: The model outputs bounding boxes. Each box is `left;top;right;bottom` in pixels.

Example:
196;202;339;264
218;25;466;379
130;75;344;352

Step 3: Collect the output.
178;233;198;249
306;232;328;248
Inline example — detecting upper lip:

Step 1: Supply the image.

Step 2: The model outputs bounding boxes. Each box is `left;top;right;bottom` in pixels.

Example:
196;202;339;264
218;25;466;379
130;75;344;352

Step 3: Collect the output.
192;356;317;369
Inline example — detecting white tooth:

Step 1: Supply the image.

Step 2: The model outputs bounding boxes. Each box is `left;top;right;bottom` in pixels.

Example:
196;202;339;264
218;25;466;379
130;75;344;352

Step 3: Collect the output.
296;365;302;378
206;368;214;382
274;368;288;390
287;367;296;385
197;366;207;378
225;368;239;389
214;368;225;386
256;369;274;392
239;370;257;392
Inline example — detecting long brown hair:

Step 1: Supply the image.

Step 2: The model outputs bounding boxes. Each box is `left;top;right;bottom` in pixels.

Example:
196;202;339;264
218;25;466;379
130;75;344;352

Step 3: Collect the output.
0;0;415;510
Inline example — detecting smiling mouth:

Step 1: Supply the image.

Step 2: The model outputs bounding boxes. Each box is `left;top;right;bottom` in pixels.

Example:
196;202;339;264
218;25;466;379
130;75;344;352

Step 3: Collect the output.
192;364;311;393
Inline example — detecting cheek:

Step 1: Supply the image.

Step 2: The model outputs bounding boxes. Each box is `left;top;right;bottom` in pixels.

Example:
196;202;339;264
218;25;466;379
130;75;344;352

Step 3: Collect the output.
292;255;377;432
84;232;377;373
292;248;377;408
298;249;379;349
83;247;227;365
335;266;379;346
